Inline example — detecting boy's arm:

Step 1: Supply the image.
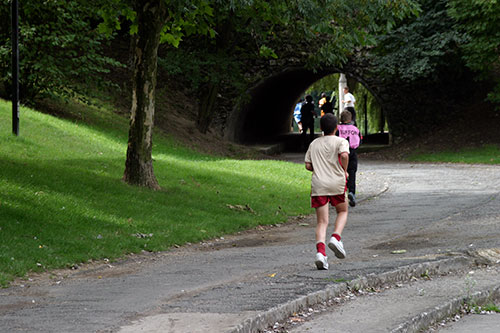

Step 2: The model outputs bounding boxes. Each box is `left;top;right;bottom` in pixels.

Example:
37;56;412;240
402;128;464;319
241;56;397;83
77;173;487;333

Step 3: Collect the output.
305;162;313;172
340;152;349;178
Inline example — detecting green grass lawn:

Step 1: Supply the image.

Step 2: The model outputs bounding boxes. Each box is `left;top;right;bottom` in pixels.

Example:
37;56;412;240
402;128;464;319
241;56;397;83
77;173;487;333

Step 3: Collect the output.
0;99;312;287
407;145;500;164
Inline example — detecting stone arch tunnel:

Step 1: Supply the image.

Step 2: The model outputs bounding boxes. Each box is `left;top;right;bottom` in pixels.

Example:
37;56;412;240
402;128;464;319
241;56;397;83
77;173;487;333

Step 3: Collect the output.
223;59;477;146
224;67;377;145
225;68;332;144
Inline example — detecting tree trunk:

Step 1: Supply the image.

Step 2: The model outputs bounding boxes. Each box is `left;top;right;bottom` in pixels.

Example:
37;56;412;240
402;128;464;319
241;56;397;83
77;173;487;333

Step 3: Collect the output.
195;18;233;134
196;83;219;133
123;0;166;189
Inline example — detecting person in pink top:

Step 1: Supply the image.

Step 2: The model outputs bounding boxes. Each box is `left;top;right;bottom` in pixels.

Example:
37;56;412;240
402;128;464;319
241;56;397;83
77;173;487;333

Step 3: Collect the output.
337;110;361;207
305;113;350;270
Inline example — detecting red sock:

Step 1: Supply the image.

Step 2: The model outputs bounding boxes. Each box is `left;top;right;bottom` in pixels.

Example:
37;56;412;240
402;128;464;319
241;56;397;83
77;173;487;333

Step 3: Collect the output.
332;233;341;241
316;242;326;256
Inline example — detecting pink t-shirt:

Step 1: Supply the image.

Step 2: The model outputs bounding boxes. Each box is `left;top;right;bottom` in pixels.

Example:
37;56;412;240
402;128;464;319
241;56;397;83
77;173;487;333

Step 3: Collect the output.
337;124;360;149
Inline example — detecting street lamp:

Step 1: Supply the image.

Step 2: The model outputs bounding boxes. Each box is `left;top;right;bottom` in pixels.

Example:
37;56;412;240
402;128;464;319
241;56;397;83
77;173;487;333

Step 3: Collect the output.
12;0;19;136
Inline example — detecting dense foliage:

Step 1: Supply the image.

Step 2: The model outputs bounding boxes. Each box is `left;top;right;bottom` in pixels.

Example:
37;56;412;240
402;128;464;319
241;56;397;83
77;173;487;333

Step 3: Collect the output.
372;0;500;107
154;0;419;132
373;0;465;82
448;0;500;105
361;0;500;140
0;0;122;103
1;0;498;175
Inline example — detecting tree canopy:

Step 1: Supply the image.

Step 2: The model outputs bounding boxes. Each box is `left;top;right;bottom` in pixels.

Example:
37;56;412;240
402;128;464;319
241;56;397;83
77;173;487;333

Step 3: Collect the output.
1;0;499;187
448;0;500;105
373;0;465;82
99;0;420;187
0;0;121;103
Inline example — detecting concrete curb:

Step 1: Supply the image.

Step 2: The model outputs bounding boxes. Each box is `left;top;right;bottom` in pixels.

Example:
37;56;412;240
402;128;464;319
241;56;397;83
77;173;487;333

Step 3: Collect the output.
229;256;475;333
391;285;500;332
346;256;471;292
230;283;349;333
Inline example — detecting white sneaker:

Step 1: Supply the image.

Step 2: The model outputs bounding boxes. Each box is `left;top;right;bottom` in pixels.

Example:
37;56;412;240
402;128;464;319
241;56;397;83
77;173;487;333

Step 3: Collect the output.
315;252;329;270
328;237;346;259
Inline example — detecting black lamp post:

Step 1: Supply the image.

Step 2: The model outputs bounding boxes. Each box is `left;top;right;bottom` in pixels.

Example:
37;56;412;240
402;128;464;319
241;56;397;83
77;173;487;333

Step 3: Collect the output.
12;0;19;136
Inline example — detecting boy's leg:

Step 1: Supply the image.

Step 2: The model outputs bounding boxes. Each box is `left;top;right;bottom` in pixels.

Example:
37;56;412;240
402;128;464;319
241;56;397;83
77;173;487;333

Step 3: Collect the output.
301;123;310;150
348;151;358;193
309;123;315;145
333;202;348;236
347;151;358;207
315;203;329;243
347;167;356;195
314;203;330;270
328;201;348;259
346;107;357;124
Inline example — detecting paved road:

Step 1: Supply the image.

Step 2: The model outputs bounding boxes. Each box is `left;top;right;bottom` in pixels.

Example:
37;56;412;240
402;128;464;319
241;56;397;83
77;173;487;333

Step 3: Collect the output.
0;157;499;332
285;265;500;333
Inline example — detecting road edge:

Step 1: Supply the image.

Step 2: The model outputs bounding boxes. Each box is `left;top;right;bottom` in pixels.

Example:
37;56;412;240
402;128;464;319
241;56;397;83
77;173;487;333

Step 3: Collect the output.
229;256;476;333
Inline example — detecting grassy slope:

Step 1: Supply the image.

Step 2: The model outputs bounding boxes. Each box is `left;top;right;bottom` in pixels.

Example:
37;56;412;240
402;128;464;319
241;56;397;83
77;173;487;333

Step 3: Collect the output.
407;144;500;164
0;99;311;286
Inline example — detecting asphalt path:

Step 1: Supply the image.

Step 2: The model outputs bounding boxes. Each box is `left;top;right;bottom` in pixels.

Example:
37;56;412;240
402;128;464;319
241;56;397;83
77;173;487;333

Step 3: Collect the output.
0;156;499;332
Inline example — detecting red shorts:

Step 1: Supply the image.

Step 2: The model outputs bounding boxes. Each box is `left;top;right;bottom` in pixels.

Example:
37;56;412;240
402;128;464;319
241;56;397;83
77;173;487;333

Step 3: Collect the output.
311;194;345;208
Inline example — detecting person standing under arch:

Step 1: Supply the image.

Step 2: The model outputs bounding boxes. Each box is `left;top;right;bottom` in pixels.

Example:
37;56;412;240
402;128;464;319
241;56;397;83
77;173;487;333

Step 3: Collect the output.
300;95;316;150
293;98;303;133
318;92;327;116
321;96;334;115
342;86;356;123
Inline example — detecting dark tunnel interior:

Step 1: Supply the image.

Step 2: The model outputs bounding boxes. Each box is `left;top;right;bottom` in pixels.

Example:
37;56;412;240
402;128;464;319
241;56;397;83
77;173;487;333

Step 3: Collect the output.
232;68;334;143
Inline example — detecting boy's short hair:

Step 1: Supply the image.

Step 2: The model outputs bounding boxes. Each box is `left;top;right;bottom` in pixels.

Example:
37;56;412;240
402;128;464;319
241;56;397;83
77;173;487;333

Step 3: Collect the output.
340;110;352;123
305;94;313;103
320;113;338;135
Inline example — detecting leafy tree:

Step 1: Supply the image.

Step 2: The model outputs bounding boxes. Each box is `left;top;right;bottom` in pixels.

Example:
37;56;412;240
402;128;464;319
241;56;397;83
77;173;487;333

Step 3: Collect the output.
99;0;216;188
159;0;420;135
373;0;465;82
448;0;500;105
1;0;420;188
363;0;477;139
0;0;121;103
102;0;419;188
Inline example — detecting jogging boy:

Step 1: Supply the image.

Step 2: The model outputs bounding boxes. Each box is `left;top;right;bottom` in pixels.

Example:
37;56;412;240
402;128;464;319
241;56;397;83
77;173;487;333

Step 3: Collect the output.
305;113;349;270
337;110;361;207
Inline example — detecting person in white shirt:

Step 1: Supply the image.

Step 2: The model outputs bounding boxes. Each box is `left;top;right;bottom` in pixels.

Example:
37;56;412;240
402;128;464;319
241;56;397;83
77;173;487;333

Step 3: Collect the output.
342;86;356;123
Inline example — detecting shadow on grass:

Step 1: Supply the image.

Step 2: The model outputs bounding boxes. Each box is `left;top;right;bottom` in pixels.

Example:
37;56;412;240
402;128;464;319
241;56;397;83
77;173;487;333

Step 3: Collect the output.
0;100;311;284
0;153;310;282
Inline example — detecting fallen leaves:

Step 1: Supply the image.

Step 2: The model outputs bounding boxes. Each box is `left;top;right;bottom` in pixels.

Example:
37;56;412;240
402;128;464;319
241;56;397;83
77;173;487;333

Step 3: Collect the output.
226;204;256;214
132;233;153;239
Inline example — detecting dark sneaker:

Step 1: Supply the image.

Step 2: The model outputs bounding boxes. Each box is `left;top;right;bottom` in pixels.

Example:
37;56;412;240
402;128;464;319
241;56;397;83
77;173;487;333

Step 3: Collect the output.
315;252;329;270
348;192;356;207
328;237;346;259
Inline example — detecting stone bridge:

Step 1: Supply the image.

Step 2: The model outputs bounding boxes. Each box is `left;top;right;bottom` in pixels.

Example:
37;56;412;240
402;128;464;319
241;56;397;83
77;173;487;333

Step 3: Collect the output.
222;57;473;145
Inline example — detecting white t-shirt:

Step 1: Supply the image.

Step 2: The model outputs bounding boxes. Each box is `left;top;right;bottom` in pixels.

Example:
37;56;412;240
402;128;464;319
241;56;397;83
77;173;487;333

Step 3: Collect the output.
305;135;349;196
343;92;355;108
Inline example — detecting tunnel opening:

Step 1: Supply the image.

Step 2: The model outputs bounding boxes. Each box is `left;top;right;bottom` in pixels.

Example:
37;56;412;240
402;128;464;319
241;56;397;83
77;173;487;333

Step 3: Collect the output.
226;68;332;144
225;67;388;150
300;73;389;145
